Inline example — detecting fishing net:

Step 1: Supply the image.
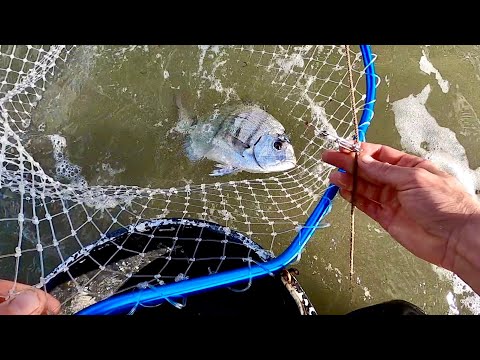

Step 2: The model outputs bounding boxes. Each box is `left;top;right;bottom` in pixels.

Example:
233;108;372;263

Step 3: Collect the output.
0;45;377;314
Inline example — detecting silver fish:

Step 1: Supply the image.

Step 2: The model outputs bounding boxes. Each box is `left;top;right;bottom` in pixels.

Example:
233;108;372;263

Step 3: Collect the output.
175;96;296;176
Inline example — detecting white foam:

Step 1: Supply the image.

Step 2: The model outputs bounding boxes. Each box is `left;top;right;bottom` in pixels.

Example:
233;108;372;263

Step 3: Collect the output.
393;86;480;314
197;46;209;74
197;46;226;74
153;118;168;128
199;57;238;102
325;263;344;284
194;46;238;103
446;291;460;315
113;45;141;59
276;52;304;74
218;209;236;221
275;45;313;78
392;84;480;196
48;134;87;187
431;265;480;314
82;190;135;211
363;286;372;301
299;90;337;139
101;163;125;177
419;50;450;93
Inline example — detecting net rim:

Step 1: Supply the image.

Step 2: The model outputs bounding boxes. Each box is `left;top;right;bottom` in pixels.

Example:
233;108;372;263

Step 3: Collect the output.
75;45;378;315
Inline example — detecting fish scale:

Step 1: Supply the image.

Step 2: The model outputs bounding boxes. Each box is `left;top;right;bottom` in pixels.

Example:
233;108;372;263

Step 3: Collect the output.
221;106;285;147
175;97;297;176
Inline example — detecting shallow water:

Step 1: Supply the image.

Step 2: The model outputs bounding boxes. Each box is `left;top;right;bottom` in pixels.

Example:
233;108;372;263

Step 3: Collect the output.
6;45;480;315
298;45;480;315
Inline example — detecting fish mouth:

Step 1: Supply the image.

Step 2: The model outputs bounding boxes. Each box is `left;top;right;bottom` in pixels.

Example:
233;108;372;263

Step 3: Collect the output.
282;160;297;170
256;159;296;172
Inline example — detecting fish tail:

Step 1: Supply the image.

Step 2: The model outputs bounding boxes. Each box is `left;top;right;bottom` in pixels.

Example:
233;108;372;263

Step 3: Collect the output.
174;92;183;111
174;92;187;121
173;92;196;134
184;136;205;161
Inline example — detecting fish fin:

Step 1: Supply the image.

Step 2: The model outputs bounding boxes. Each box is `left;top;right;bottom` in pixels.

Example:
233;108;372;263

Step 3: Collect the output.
184;137;205;161
210;164;240;177
173;93;195;132
174;93;181;109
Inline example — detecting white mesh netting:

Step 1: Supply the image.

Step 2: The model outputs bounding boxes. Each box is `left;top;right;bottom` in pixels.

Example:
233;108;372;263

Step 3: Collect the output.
0;45;376;314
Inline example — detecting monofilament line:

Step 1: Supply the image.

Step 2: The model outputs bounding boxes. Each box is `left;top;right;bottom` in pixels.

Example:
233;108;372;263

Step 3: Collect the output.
345;45;360;289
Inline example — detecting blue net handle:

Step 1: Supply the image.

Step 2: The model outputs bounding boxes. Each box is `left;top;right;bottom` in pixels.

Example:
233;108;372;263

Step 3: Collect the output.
77;45;377;315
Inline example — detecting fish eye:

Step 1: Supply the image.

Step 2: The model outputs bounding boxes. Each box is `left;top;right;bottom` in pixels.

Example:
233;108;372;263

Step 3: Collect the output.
273;141;283;150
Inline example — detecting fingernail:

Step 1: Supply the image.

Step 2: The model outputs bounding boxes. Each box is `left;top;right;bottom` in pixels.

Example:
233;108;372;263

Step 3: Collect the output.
9;290;41;315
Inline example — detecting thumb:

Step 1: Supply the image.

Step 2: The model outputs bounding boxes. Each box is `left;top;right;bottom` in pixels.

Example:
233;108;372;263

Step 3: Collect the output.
0;289;42;315
358;153;414;188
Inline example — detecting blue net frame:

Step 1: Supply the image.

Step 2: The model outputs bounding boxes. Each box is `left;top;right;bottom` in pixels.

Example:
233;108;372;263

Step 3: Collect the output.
76;45;378;315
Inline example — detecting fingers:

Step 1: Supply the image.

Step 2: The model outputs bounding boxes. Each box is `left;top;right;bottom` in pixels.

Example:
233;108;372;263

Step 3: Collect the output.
323;143;446;189
0;280;61;315
325;143;416;166
361;143;424;166
0;289;44;315
340;187;450;267
329;171;391;205
351;143;434;168
369;144;446;176
323;150;415;187
338;188;400;238
338;188;386;224
323;142;445;176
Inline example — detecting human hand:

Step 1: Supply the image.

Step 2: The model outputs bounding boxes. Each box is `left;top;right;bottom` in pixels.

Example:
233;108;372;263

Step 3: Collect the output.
322;142;480;292
0;280;61;315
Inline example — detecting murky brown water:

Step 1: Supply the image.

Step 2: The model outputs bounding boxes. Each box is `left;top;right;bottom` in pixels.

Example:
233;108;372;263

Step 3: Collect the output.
5;45;480;315
297;45;480;315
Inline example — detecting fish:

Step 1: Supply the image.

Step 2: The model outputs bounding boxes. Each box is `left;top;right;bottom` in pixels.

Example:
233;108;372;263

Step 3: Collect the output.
175;95;296;176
